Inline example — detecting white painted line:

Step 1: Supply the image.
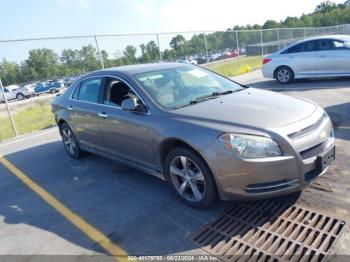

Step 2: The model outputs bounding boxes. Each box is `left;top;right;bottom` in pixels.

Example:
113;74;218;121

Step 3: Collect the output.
0;128;57;148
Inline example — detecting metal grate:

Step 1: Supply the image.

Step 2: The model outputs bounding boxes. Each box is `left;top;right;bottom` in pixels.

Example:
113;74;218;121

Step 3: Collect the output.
192;200;346;261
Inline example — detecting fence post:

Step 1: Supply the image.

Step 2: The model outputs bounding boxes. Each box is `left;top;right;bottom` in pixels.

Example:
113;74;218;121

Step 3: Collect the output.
260;30;264;57
203;32;209;63
0;78;18;137
156;34;163;62
235;31;240;69
94;35;105;69
277;29;280;50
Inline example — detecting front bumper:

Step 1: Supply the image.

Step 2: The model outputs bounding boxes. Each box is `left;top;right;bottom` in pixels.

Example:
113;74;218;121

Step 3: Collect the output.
202;112;335;201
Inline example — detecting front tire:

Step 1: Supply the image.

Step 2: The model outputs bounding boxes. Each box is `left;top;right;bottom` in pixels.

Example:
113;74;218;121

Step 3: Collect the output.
60;122;82;159
164;146;218;208
275;66;294;84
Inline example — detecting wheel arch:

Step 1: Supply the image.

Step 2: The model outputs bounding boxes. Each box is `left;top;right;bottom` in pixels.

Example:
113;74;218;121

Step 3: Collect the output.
158;137;219;190
273;65;294;79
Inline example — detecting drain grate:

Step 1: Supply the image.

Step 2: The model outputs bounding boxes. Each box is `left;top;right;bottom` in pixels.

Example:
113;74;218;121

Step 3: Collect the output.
192;200;346;261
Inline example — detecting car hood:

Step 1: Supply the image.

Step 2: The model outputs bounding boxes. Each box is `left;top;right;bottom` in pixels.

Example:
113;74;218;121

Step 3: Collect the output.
172;88;317;129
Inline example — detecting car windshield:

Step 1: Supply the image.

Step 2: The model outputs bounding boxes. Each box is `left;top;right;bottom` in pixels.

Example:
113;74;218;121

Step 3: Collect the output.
133;65;244;110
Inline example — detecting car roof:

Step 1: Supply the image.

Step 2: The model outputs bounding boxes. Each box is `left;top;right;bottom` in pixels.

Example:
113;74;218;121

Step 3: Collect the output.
296;34;350;44
6;85;20;89
89;62;188;76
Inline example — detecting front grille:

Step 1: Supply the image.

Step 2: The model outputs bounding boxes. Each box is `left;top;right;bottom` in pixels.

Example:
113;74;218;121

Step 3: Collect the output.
300;142;324;159
288;113;327;140
191;200;346;261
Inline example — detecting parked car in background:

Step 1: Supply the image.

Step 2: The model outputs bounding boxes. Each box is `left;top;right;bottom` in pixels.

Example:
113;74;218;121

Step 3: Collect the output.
52;63;335;208
262;35;350;84
195;56;207;65
176;57;198;65
0;84;35;102
35;80;64;95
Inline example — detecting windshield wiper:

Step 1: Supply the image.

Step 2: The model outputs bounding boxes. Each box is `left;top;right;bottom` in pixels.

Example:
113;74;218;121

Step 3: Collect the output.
172;96;218;110
172;89;243;110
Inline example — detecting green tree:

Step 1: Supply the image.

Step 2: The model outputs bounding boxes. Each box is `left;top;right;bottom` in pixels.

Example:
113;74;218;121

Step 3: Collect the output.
25;48;59;81
315;1;337;13
0;59;21;85
123;45;137;64
263;20;281;29
170;34;185;52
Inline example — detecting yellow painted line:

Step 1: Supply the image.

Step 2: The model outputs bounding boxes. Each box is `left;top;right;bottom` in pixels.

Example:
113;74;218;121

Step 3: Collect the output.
0;155;128;262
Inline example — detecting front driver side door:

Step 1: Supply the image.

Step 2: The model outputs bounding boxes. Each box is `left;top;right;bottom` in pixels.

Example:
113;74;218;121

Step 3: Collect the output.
316;39;350;75
97;76;156;172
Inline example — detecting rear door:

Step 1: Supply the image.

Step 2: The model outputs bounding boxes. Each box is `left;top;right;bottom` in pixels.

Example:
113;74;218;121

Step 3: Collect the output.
68;77;106;153
283;40;318;76
316;39;350;75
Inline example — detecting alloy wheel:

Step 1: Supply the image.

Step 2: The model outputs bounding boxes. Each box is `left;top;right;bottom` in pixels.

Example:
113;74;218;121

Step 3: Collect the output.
277;69;291;83
62;127;76;155
17;94;25;100
169;156;206;202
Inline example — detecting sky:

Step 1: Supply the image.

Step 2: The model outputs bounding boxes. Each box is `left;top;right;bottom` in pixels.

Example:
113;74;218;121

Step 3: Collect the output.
0;0;345;61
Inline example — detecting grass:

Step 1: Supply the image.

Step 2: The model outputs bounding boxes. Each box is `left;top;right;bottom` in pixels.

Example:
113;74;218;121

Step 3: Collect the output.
205;56;263;77
0;101;56;142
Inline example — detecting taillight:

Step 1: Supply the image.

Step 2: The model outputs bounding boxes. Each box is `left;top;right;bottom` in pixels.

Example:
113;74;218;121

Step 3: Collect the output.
263;58;271;64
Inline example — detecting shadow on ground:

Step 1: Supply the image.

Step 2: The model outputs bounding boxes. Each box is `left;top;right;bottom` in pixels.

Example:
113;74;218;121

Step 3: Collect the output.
325;102;350;142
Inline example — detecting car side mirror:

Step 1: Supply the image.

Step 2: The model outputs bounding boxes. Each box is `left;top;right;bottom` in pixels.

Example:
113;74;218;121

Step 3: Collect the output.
121;97;141;111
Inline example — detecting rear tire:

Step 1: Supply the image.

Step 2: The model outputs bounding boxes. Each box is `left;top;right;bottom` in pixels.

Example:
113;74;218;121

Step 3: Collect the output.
16;93;25;100
60;122;82;159
164;146;218;208
275;66;294;84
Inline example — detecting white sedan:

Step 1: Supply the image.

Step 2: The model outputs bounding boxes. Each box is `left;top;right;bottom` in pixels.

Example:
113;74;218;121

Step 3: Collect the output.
262;35;350;84
0;84;35;103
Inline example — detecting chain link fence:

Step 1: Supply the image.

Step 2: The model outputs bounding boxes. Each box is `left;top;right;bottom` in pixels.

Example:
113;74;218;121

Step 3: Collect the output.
1;24;349;142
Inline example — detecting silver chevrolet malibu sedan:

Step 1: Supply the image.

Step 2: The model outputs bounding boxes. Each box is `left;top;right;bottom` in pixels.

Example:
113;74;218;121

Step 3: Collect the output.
51;63;335;208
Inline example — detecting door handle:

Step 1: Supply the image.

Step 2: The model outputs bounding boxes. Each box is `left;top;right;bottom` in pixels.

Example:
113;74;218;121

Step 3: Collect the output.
67;106;74;111
98;112;108;119
319;55;326;58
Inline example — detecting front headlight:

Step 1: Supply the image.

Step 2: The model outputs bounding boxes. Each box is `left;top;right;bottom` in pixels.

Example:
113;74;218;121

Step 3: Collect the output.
219;133;282;158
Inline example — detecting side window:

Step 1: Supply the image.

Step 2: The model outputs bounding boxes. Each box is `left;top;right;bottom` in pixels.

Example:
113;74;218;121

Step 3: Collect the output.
4;88;9;93
104;78;137;107
284;41;317;54
299;41;317;52
318;40;333;51
76;78;103;103
332;40;346;50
